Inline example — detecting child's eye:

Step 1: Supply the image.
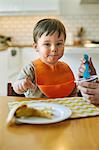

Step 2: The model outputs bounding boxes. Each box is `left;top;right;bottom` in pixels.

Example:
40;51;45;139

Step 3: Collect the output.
56;43;63;46
44;43;50;47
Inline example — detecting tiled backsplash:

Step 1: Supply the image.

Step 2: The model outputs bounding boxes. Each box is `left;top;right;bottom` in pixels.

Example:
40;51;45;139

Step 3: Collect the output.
0;15;99;45
63;15;99;42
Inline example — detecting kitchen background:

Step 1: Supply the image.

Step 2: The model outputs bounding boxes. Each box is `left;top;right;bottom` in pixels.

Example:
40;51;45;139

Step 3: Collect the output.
0;15;99;45
0;0;99;96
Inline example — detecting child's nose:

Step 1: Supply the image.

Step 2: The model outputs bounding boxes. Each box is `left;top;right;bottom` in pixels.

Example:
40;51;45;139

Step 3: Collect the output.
51;45;57;52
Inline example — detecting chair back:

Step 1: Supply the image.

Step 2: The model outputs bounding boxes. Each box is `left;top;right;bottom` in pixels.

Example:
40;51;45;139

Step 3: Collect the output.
7;83;24;97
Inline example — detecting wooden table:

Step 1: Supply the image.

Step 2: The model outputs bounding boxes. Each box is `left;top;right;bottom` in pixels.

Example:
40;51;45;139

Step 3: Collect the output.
0;96;99;150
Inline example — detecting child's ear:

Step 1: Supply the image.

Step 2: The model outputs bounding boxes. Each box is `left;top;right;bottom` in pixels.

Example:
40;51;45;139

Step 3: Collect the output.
33;43;38;52
33;43;37;49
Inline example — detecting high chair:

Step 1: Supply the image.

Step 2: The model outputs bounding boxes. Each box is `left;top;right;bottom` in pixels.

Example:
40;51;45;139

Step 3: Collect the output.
7;83;24;97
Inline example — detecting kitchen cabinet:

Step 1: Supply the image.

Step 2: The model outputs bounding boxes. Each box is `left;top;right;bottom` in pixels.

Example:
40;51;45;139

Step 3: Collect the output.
23;0;59;13
0;0;59;16
0;47;22;96
21;47;39;66
0;50;8;96
60;0;99;15
64;46;99;53
0;0;23;13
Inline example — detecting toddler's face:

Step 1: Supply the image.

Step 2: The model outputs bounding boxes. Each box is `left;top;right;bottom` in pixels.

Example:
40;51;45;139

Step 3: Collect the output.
35;32;65;65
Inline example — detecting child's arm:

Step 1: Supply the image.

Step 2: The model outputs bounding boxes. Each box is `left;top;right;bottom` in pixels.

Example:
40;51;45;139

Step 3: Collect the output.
13;63;36;95
13;77;35;94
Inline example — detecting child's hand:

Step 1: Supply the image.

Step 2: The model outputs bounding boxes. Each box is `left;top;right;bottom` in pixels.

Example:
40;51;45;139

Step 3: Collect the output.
14;77;35;94
78;57;96;78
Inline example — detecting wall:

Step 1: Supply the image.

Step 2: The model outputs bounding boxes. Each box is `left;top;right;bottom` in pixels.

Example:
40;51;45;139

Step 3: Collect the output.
0;50;8;95
0;14;99;45
63;15;99;42
0;16;61;45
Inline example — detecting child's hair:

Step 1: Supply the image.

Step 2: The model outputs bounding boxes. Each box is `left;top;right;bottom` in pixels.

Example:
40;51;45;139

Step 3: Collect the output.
33;18;66;43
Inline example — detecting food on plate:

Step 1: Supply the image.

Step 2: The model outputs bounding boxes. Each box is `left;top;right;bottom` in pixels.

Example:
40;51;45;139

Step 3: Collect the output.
15;104;53;119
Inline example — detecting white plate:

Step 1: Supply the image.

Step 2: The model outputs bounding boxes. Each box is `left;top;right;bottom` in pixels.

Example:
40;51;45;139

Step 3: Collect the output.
16;102;72;124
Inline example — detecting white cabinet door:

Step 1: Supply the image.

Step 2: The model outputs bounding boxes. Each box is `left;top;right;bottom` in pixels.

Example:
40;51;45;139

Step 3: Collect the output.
0;0;59;15
7;47;22;82
0;0;23;12
60;0;99;15
0;50;8;96
23;0;59;11
21;48;39;66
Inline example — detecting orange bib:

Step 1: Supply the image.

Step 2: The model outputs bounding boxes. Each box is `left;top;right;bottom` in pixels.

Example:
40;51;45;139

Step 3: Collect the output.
33;59;75;98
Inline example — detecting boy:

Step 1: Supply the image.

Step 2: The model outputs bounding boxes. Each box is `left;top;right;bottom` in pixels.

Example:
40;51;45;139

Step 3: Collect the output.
13;18;77;98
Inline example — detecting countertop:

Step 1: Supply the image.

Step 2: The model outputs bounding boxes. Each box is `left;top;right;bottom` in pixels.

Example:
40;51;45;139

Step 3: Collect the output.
0;44;99;52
